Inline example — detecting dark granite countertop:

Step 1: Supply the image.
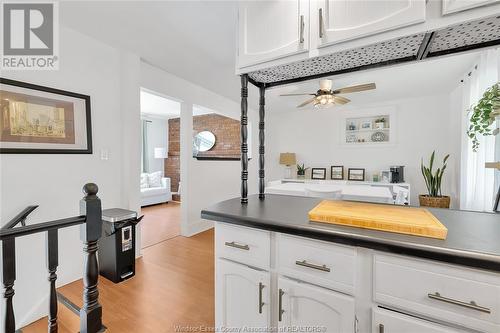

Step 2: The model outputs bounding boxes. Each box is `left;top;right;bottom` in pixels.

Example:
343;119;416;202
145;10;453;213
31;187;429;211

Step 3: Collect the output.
201;194;500;272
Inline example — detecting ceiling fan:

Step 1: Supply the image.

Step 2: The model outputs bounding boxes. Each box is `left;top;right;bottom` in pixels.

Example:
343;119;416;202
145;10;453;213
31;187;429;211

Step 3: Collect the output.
280;79;376;108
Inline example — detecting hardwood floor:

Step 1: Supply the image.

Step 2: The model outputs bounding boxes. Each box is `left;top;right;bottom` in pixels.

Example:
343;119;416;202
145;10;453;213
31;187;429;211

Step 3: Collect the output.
140;202;181;249
23;228;214;333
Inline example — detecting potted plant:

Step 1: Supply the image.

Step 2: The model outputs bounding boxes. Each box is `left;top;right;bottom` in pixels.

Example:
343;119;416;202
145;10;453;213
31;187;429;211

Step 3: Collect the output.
467;82;500;151
419;151;450;208
374;117;386;129
297;163;309;179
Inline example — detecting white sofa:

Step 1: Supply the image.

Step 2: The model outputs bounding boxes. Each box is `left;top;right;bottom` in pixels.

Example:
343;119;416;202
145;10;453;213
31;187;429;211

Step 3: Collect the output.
141;177;172;207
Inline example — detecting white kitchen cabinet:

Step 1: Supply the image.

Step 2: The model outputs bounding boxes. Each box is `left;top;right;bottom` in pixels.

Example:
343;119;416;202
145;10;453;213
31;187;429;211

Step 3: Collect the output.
442;0;499;15
278;277;355;333
237;0;309;68
372;308;463;333
315;0;426;47
216;259;270;329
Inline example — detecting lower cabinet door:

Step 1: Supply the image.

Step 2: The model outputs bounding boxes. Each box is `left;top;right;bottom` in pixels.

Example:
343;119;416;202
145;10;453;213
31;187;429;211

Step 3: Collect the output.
373;308;462;333
216;259;270;330
278;277;355;333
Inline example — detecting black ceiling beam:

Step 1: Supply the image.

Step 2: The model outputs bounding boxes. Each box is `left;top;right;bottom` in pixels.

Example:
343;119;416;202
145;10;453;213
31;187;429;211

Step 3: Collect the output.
427;38;500;59
416;32;435;60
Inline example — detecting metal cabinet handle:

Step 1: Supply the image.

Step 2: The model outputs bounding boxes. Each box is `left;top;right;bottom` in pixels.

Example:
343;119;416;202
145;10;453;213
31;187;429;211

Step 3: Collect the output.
224;241;249;251
299;15;305;44
258;282;265;314
379;324;384;333
319;8;324;38
278;288;285;322
295;260;331;272
427;292;491;314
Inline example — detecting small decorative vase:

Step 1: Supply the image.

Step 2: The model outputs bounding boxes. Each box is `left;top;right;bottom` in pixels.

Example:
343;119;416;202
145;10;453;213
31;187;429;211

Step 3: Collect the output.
419;195;451;209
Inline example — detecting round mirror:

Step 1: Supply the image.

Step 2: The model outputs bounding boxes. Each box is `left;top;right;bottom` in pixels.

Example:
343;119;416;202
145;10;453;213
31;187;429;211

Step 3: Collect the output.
193;131;216;154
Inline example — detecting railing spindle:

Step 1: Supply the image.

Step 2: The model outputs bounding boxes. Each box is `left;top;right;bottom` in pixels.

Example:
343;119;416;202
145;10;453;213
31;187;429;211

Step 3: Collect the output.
2;237;16;333
79;183;103;333
46;229;59;333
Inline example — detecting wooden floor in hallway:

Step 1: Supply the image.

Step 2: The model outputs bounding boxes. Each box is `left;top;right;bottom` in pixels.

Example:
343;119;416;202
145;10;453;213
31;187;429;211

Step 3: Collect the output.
141;201;181;249
23;228;214;333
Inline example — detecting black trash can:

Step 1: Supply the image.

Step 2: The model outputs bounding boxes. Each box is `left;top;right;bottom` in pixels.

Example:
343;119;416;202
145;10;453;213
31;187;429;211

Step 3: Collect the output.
99;208;143;283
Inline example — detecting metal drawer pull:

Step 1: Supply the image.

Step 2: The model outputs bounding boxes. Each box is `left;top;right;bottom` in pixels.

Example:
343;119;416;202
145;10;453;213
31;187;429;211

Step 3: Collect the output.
278;288;285;322
295;260;331;272
379;324;384;333
224;241;249;251
428;292;491;314
258;282;265;314
299;15;305;44
319;8;324;38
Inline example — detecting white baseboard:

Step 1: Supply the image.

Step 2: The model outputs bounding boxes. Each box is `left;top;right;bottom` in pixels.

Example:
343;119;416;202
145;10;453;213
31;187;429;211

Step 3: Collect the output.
184;219;213;237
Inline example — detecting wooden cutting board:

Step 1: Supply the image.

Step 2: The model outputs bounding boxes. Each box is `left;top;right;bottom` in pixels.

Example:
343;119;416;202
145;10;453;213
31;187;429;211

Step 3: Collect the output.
308;200;447;239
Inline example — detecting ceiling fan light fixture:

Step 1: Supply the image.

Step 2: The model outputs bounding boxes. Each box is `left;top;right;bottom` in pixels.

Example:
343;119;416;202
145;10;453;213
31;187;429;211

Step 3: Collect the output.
313;94;335;108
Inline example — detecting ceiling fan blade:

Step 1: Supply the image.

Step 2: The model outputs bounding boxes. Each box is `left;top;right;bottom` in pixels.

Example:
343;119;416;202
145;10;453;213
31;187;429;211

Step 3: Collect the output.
280;93;316;96
332;83;376;94
297;97;316;108
333;95;350;105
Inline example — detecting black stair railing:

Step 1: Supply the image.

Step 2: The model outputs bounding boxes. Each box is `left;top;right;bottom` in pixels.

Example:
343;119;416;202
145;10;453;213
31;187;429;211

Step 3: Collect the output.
0;183;104;333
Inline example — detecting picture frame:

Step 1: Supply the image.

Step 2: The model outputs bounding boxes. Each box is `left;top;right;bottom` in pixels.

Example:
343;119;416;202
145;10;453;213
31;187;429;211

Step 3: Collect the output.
330;166;344;180
380;170;391;183
348;168;365;181
0;78;92;154
311;168;326;180
360;120;372;130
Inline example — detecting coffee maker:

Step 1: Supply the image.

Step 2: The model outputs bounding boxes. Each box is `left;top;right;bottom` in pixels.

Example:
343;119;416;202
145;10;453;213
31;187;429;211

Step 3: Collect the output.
390;166;405;183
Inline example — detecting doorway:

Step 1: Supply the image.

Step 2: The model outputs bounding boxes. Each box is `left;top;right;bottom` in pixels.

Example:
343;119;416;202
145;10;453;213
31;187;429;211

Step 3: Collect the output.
139;88;182;249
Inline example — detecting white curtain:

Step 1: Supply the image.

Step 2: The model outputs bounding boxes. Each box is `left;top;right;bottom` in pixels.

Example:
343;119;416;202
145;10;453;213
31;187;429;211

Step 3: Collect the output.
460;49;500;211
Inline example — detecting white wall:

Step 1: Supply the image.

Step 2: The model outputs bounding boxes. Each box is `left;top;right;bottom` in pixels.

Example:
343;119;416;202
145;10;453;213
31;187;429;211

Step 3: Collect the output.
140;62;258;236
141;116;168;174
0;26;140;327
266;94;459;206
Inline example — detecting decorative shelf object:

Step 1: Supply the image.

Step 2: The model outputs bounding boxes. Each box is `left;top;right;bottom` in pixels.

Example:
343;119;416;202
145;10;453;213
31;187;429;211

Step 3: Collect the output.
343;114;391;145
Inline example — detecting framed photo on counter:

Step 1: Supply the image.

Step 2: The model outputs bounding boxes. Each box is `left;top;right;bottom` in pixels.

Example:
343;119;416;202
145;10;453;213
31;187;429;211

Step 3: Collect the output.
311;168;327;180
348;168;365;181
331;166;344;180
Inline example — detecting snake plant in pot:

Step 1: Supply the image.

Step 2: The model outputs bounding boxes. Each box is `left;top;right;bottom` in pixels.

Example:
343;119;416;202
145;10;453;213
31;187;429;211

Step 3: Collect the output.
419;151;451;208
297;163;309;179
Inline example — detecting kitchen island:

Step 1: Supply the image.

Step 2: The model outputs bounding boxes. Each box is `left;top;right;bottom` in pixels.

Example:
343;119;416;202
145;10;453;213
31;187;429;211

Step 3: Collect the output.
202;194;500;333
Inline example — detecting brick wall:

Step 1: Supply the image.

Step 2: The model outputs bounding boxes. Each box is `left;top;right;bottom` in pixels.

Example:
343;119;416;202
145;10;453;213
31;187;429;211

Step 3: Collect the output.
165;114;240;199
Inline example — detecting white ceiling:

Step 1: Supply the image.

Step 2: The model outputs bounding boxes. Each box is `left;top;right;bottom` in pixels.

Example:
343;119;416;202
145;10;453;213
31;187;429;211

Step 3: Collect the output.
60;1;239;101
140;89;180;118
265;51;480;113
61;1;483;113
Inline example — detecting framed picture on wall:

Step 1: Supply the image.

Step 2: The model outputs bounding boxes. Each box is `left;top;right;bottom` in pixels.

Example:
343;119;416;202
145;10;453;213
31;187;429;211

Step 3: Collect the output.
330;166;344;180
311;168;327;180
360;120;372;130
0;78;92;154
348;168;365;181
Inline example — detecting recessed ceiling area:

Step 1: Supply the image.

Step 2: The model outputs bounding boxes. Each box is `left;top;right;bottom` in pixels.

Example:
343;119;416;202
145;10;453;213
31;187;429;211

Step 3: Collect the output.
140;89;180;118
264;50;481;113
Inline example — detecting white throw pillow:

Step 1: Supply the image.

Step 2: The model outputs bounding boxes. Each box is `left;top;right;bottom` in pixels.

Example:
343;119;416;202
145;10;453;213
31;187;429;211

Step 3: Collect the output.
140;173;149;189
148;171;162;188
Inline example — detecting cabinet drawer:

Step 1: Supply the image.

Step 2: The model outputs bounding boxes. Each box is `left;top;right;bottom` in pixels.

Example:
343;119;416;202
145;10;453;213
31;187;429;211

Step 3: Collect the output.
372;307;464;333
277;234;356;294
215;223;270;269
374;254;500;332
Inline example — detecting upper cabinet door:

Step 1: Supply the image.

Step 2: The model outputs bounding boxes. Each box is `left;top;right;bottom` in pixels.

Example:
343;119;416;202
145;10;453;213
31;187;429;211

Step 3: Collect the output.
316;0;426;47
442;0;499;15
278;277;355;333
238;0;309;68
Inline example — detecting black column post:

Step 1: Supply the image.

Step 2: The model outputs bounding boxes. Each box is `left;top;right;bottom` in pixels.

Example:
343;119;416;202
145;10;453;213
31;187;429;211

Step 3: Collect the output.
241;74;249;204
46;229;58;333
2;237;16;333
259;85;266;199
79;183;103;333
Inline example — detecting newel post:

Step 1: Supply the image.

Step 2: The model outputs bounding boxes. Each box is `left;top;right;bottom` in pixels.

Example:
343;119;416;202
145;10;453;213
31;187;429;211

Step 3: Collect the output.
79;183;103;333
241;74;249;204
